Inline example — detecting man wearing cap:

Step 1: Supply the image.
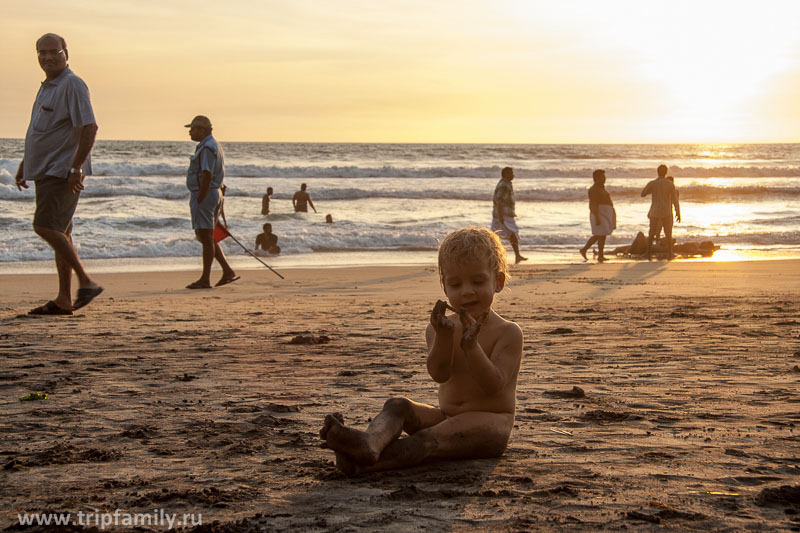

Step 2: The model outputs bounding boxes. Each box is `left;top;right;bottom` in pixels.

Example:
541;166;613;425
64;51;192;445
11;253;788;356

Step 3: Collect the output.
185;115;238;289
15;33;103;315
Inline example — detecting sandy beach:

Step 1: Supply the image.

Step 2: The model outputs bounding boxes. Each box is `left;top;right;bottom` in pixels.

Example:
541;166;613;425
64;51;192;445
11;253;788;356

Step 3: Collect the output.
2;260;799;531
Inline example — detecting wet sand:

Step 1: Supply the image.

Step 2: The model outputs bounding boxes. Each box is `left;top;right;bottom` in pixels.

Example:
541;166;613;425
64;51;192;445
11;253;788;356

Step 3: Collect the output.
1;260;799;531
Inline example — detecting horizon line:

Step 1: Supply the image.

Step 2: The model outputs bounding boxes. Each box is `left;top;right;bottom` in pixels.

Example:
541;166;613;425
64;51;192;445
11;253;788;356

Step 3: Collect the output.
2;137;800;146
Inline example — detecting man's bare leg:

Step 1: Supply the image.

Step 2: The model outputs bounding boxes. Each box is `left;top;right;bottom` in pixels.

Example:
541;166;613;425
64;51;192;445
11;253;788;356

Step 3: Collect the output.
213;242;237;283
664;222;674;260
646;219;659;260
580;235;599;260
509;234;528;264
53;246;73;310
597;235;607;262
34;226;98;309
191;229;215;287
321;398;445;467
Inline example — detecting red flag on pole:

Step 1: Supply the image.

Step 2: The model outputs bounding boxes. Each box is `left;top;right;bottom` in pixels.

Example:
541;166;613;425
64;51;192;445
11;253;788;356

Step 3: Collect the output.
213;221;231;243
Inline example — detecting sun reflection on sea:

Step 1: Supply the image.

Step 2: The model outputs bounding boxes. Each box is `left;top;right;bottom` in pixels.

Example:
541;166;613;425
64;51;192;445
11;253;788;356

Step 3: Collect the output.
682;202;746;232
690;247;800;263
697;148;735;159
703;178;734;188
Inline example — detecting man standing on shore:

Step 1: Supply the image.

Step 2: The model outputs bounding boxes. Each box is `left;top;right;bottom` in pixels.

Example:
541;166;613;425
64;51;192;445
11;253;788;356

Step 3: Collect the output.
491;167;527;264
641;164;681;260
184;115;238;289
15;33;103;315
293;183;317;213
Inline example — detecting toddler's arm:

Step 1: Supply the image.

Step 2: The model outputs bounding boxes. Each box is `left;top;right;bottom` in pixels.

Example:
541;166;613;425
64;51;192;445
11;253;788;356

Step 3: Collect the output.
460;314;523;395
426;300;456;383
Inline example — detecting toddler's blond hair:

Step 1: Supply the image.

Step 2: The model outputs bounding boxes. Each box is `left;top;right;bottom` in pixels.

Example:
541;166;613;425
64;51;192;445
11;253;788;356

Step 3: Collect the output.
438;226;509;286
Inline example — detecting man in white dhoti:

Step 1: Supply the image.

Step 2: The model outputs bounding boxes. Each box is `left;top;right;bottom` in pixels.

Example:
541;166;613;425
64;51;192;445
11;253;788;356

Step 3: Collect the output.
579;169;616;263
491;167;527;264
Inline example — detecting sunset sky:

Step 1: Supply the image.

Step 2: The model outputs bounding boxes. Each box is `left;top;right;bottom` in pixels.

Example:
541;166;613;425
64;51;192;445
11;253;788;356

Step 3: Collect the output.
3;0;800;143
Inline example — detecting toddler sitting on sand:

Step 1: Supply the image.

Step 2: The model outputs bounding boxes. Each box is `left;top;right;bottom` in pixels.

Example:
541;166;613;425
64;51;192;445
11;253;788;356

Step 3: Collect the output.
320;226;524;475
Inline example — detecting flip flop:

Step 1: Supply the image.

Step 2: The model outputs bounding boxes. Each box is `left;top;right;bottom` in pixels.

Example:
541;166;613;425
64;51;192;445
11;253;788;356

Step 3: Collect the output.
29;300;73;316
186;281;212;289
214;275;240;287
72;286;104;311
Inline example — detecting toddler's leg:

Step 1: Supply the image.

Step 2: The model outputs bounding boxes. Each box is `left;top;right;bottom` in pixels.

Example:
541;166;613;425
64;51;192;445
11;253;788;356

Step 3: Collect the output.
360;410;514;473
321;398;444;468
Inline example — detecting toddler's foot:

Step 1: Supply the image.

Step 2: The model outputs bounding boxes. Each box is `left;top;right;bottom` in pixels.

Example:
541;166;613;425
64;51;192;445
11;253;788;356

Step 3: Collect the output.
319;412;345;440
333;451;360;476
320;413;381;466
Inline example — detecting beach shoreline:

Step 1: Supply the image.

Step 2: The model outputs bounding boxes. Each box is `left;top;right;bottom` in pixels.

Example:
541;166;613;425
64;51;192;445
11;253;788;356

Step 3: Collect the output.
2;261;799;531
3;245;800;277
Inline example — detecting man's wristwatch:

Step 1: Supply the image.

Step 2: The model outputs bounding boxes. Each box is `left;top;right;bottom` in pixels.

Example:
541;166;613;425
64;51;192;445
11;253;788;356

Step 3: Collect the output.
69;167;82;175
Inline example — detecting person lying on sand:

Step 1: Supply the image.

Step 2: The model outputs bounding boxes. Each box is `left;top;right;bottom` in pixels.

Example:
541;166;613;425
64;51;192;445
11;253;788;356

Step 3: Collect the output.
320;226;524;475
610;231;717;258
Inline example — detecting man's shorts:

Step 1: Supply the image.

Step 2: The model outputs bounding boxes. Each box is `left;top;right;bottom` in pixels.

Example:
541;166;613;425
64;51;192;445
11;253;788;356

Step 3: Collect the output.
33;175;80;233
491;217;520;241
190;189;221;230
649;216;673;235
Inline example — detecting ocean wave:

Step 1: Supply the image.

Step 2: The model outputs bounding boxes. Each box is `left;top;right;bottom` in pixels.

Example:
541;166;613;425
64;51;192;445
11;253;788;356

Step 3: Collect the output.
751;214;800;226
74;163;800;179
4;157;800;180
0;177;191;201
602;184;800;202
3;225;798;263
1;178;798;203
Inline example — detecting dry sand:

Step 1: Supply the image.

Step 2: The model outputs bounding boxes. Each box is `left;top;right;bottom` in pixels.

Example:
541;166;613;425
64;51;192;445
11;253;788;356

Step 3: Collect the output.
1;260;799;531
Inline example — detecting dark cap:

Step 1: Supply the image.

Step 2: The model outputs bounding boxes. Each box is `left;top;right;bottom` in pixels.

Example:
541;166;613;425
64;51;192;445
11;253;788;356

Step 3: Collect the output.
184;115;212;128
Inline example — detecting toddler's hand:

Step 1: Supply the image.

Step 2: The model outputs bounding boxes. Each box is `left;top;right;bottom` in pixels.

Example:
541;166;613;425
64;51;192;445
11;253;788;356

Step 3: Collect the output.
430;300;455;333
459;310;489;350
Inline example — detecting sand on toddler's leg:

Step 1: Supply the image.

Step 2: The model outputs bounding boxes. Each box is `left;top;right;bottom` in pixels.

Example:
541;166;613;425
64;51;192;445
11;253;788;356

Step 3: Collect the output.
332;450;359;476
320;413;383;466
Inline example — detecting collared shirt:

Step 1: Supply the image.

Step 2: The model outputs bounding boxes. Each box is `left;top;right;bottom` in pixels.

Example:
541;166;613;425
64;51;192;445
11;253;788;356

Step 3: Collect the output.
186;134;224;192
23;67;95;181
641;177;680;219
492;178;516;219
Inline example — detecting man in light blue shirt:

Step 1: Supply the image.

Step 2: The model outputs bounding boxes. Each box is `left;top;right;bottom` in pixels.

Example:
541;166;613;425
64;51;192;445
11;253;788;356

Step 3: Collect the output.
184;115;238;289
15;33;103;315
